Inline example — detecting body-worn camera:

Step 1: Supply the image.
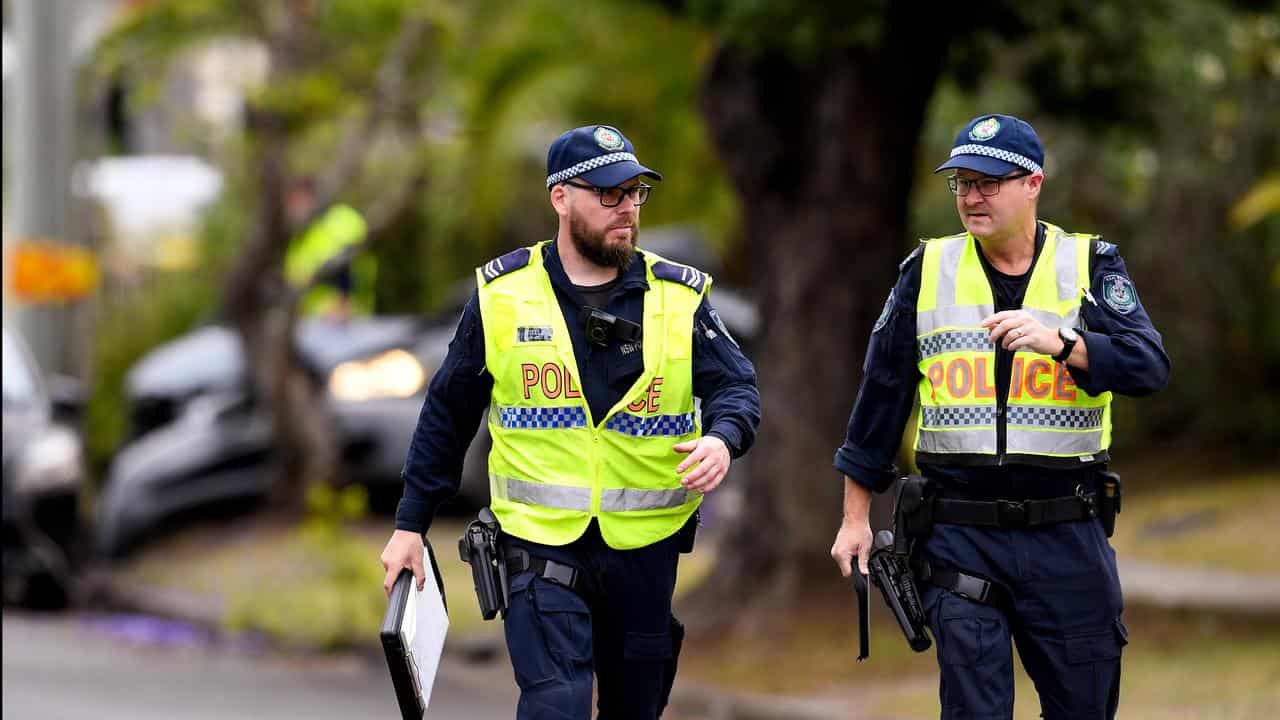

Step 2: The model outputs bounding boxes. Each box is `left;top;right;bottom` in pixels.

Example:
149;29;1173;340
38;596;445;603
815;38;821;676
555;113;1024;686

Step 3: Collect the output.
458;507;508;620
581;307;642;347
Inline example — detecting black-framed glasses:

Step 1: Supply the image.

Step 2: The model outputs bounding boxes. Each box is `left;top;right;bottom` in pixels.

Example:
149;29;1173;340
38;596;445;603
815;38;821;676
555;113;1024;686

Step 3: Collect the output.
563;180;652;207
947;171;1029;197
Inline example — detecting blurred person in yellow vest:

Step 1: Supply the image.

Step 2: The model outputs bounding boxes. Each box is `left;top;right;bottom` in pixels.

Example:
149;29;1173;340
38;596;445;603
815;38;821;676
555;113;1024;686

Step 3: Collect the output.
284;177;376;320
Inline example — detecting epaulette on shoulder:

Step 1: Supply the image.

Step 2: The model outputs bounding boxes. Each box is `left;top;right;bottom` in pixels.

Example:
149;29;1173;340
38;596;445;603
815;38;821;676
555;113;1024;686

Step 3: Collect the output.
651;260;708;293
1094;238;1118;256
899;242;925;272
478;247;531;284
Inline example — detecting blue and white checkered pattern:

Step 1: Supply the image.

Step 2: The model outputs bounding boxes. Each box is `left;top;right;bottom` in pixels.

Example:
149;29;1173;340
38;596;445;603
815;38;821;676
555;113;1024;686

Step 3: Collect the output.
1007;406;1104;429
918;330;995;360
498;406;588;430
921;405;997;428
546;152;638;188
604;412;696;437
949;144;1042;174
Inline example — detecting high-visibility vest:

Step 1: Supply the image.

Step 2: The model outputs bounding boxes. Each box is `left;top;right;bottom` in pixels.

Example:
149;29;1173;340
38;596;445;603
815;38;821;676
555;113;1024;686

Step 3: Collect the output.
914;222;1112;464
476;241;708;549
285;204;376;316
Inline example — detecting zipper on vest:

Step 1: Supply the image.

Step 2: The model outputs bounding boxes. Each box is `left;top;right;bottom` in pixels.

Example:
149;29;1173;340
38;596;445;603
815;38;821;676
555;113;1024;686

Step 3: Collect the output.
995;348;1007;464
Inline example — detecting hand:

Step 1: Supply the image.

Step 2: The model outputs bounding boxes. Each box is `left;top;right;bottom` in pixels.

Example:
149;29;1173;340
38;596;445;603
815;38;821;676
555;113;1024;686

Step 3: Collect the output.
981;310;1063;355
831;519;874;577
380;529;426;597
673;435;731;494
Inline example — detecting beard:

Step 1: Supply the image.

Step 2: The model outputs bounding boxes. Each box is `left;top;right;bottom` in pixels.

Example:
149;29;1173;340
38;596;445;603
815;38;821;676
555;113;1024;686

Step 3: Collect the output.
569;211;638;272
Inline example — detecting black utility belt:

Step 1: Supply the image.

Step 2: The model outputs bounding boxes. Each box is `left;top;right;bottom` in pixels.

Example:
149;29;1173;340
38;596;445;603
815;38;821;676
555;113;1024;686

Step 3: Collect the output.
931;491;1097;530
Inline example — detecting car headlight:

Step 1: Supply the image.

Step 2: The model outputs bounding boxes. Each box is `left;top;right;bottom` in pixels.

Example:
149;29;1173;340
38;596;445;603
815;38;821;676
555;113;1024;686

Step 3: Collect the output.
14;426;85;494
328;348;428;402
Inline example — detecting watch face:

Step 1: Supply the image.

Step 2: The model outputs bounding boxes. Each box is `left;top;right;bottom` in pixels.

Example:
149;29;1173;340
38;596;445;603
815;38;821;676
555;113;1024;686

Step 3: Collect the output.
1060;327;1080;342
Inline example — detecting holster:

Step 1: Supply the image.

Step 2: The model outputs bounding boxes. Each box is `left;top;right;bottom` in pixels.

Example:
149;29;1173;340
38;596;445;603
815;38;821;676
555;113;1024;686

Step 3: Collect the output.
867;530;933;653
1097;471;1122;538
457;507;508;620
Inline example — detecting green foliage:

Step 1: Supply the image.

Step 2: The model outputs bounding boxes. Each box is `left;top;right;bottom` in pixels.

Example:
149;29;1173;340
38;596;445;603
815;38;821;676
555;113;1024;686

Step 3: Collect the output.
85;271;219;479
224;484;387;651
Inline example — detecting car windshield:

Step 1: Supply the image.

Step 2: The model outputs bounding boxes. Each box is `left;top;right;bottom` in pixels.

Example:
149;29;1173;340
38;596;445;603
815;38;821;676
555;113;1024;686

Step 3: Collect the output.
2;330;42;409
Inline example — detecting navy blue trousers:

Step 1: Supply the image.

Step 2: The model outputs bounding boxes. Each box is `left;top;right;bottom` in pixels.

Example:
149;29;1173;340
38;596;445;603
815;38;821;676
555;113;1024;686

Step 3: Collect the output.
502;520;685;720
920;518;1127;720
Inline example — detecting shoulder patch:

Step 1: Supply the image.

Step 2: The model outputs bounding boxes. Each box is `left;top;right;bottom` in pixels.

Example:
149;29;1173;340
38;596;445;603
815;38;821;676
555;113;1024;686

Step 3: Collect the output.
478;247;531;284
651;260;708;293
1094;239;1118;257
1101;273;1138;315
899;243;925;272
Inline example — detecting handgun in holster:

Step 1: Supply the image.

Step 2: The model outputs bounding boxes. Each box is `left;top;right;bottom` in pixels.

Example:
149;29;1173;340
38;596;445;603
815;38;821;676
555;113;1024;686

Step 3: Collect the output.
457;507;509;620
867;529;933;653
1097;471;1122;538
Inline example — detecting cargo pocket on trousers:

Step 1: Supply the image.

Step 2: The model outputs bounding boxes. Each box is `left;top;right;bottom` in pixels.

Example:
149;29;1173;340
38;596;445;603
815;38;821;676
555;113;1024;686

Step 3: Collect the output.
624;627;673;663
1065;624;1124;714
531;577;593;663
504;573;555;690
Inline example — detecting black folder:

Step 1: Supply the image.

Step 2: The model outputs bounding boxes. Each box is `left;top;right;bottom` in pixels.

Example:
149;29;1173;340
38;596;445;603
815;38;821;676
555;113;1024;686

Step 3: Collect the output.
381;538;447;720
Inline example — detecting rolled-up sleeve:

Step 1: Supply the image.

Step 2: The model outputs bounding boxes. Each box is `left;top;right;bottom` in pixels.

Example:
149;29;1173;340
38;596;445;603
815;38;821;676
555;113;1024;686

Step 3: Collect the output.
396;292;493;533
692;297;761;459
1069;252;1171;397
833;257;922;494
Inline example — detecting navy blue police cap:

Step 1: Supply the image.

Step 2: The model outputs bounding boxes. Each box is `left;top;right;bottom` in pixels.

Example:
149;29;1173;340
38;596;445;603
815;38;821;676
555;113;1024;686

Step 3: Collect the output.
934;114;1044;177
545;125;663;190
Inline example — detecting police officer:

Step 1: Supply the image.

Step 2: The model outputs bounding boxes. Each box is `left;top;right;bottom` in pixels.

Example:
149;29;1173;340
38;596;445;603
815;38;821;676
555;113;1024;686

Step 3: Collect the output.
283;177;376;319
380;125;760;719
830;114;1169;719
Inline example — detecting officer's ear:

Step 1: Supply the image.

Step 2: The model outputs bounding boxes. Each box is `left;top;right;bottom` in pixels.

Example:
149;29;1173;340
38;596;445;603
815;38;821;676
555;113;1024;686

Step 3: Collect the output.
1024;172;1044;202
550;183;572;219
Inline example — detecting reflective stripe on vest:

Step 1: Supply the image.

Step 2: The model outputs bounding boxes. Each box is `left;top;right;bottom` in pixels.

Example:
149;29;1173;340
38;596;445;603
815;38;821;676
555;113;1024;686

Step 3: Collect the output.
491;475;690;512
914;223;1112;461
478;241;707;550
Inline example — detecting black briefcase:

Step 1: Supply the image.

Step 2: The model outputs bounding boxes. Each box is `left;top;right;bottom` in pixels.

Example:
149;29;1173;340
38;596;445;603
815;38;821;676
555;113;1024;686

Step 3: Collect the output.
380;538;448;720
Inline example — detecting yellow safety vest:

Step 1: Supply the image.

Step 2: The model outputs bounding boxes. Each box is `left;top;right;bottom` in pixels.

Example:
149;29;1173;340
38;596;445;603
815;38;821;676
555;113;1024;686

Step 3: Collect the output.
285;204;376;316
914;222;1112;464
476;241;708;550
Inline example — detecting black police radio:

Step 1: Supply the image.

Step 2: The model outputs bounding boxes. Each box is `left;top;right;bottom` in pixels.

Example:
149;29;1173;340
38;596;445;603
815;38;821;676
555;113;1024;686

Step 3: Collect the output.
580;306;642;347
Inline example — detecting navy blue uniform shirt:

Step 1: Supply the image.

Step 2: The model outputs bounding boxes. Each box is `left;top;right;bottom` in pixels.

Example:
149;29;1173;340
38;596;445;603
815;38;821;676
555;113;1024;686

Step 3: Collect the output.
834;222;1170;499
397;243;761;532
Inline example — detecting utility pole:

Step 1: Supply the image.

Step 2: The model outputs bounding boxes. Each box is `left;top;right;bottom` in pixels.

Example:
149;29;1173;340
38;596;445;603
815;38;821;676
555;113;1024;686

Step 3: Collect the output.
5;0;76;373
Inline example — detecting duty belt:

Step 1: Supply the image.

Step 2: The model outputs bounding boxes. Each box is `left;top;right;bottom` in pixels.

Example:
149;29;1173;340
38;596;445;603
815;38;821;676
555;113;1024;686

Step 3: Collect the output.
932;488;1098;529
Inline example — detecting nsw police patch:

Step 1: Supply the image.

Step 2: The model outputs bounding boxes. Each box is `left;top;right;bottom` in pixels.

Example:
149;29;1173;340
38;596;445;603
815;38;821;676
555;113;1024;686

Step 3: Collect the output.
873;288;895;333
1101;273;1138;315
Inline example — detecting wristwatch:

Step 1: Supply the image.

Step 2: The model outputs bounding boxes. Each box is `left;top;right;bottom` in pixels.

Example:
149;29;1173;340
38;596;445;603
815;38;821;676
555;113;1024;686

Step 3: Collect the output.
1053;327;1080;363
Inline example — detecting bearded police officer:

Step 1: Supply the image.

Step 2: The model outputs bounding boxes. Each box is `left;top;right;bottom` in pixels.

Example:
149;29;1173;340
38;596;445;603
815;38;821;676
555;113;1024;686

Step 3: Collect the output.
830;114;1169;719
381;125;760;719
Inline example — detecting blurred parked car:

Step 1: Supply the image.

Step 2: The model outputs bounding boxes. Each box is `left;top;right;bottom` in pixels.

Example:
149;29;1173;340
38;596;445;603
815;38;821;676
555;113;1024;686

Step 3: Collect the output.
2;327;87;608
97;229;757;557
96;315;452;557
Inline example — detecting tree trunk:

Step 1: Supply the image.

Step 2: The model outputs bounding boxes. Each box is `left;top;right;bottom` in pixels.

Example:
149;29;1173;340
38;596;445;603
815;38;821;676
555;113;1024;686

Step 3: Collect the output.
691;11;957;622
223;111;339;515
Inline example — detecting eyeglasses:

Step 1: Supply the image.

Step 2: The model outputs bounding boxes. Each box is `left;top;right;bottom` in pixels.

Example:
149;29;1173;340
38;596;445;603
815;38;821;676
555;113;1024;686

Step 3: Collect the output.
947;171;1029;197
562;180;652;207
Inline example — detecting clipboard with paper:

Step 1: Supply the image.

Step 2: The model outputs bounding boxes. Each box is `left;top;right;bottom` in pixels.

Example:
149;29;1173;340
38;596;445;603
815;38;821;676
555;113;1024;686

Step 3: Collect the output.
381;538;448;719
